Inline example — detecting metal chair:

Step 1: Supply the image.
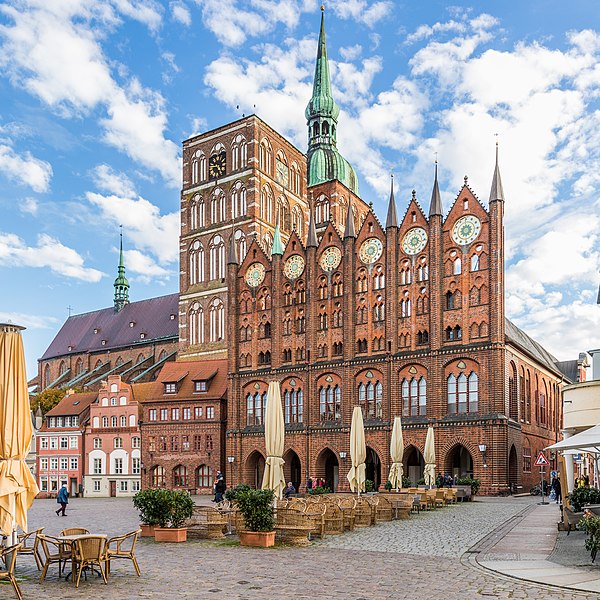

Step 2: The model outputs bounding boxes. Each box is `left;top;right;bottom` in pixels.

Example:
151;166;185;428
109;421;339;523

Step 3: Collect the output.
106;529;141;577
72;536;108;588
0;544;23;600
17;527;44;570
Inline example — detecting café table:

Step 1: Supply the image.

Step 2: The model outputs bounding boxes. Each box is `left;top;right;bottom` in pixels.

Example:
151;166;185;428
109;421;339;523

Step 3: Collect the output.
57;534;107;582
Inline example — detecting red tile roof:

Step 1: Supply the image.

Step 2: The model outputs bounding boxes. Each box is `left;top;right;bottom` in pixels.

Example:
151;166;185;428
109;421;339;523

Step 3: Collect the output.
45;391;97;417
139;359;228;403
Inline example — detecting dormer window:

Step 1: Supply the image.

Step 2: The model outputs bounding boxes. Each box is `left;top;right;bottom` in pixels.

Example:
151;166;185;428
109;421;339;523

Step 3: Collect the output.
170;314;176;320
194;380;208;393
68;345;73;352
129;321;136;328
101;340;107;346
140;333;146;339
165;383;177;394
93;328;99;334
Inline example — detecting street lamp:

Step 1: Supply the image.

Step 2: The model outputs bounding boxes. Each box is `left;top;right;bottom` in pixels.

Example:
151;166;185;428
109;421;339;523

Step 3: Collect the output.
339;452;347;459
227;456;235;463
478;444;487;467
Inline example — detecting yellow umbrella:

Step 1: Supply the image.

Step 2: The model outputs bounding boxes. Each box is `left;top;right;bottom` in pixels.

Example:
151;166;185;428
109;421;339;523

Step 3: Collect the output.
0;324;39;537
261;381;286;500
423;426;436;488
388;416;404;490
347;406;366;495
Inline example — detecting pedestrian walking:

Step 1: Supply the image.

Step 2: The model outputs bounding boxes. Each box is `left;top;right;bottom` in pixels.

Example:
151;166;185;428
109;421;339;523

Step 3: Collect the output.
306;476;313;492
56;483;69;516
215;477;226;503
551;476;562;504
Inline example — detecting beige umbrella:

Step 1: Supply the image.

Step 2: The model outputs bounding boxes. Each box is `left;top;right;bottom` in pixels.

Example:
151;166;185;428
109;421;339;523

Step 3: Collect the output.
0;324;39;539
423;426;436;488
388;416;404;490
261;381;286;500
347;406;366;495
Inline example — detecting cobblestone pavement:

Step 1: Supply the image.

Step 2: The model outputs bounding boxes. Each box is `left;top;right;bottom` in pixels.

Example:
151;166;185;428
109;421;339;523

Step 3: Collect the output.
317;496;535;557
8;496;597;599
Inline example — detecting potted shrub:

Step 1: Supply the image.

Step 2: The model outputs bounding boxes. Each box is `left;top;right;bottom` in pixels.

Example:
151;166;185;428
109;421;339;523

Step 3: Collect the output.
153;489;195;543
132;488;162;537
236;488;275;547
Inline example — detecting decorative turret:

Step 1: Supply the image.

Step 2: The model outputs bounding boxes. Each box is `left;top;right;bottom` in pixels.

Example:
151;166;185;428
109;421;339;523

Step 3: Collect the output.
271;217;284;256
113;232;129;312
386;175;398;228
344;200;356;239
429;162;443;218
489;142;504;203
305;8;359;195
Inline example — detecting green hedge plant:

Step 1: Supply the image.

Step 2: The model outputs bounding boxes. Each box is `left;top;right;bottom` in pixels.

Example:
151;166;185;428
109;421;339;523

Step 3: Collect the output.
225;483;251;502
132;488;163;526
568;487;600;512
580;515;600;562
456;477;481;495
134;488;194;528
307;485;331;495
236;488;275;532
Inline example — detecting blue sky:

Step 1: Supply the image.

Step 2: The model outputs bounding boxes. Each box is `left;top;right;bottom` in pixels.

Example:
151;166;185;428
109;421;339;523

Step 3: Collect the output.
0;0;599;378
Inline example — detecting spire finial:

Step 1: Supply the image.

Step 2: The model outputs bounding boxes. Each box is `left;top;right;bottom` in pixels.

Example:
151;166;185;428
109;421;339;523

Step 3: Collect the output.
386;174;398;228
412;189;416;200
307;195;318;248
321;4;324;11
113;227;129;312
429;160;443;217
271;212;284;256
344;199;356;239
489;136;504;202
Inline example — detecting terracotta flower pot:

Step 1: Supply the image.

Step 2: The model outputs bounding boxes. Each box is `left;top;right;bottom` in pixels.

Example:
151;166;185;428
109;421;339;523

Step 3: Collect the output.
154;527;188;543
140;524;155;538
239;530;275;548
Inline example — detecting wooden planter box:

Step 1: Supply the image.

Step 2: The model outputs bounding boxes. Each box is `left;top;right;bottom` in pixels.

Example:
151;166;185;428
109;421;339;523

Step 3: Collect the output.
239;530;275;548
154;527;187;543
140;524;155;538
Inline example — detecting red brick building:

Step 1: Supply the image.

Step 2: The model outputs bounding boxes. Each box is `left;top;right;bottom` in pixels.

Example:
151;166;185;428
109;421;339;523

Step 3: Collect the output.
138;360;227;491
36;390;96;498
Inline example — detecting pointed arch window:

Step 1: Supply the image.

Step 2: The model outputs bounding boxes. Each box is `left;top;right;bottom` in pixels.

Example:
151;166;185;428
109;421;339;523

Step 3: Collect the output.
191;150;206;185
357;269;368;293
209;235;225;280
447;371;478;414
401;375;426;416
209;299;225;342
189;240;205;285
373;295;385;321
373;265;385;290
291;206;303;236
234;229;247;261
315;195;330;224
247;391;267;426
189;302;204;345
453;257;462;275
231;181;247;219
319;383;341;421
471;254;480;272
232;134;247;170
190;194;205;230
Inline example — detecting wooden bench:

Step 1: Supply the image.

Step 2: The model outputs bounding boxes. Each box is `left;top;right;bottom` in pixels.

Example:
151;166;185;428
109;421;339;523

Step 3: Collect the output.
275;508;313;546
186;507;227;539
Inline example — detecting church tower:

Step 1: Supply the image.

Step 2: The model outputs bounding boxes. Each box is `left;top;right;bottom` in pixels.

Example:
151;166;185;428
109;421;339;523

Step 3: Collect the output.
113;232;129;312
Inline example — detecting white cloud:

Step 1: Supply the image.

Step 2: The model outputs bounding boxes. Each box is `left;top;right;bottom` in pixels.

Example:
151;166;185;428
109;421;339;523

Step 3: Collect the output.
92;164;136;197
171;1;191;26
339;44;362;61
0;143;52;192
111;0;163;32
405;19;466;44
194;0;310;46
0;311;59;330
327;0;393;28
86;192;179;264
0;232;104;281
123;248;171;284
20;197;39;215
0;1;180;186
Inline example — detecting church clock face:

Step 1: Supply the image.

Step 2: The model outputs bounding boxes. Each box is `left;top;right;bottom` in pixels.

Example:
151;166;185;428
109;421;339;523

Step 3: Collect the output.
319;246;342;272
402;227;428;255
452;215;481;246
208;152;226;179
275;158;289;187
283;255;305;279
245;263;265;288
359;237;383;265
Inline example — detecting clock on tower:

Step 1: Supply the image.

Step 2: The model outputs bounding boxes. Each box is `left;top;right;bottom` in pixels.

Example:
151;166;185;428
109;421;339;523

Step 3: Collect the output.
209;152;226;179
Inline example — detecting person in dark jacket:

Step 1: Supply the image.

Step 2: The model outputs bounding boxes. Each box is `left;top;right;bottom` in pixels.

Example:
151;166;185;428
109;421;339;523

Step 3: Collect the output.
56;484;69;516
306;477;313;492
551;476;562;504
214;477;226;503
283;482;296;498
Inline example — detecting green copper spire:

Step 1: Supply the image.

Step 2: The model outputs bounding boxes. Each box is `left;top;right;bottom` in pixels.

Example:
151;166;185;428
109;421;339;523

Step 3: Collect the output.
305;8;359;195
271;218;284;256
113;230;129;312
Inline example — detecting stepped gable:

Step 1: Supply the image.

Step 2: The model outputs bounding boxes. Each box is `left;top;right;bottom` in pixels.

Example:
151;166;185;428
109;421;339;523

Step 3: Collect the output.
399;190;427;225
446;178;488;220
281;229;307;260
41;294;179;361
316;219;344;254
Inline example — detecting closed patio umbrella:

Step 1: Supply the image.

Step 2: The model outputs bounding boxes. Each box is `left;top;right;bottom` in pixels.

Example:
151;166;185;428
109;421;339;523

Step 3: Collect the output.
423;426;436;488
347;406;366;495
261;381;286;500
388;416;404;490
0;324;39;539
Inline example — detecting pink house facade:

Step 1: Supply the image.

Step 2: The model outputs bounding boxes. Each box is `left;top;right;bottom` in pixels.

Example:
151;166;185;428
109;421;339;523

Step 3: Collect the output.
83;375;141;497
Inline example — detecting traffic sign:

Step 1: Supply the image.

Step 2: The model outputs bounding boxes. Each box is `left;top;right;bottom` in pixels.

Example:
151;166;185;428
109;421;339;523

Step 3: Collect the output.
535;451;550;467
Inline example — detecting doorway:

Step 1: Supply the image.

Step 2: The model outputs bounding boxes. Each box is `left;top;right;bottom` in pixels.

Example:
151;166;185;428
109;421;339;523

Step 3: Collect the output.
245;451;266;489
365;447;381;490
404;446;425;486
446;444;474;479
317;448;339;492
70;478;78;498
283;450;302;492
109;480;116;497
509;445;518;492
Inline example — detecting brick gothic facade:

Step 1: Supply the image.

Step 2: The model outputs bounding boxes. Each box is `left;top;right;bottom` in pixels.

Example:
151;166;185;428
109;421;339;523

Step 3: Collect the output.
155;11;567;496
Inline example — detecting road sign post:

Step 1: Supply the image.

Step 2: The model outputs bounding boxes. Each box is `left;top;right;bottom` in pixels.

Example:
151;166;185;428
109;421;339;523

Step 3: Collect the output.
535;451;550;505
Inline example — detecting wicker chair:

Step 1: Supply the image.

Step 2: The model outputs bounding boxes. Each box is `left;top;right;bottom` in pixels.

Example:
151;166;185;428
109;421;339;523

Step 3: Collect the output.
0;544;23;600
17;527;44;570
38;534;70;582
275;507;313;546
354;497;374;527
337;497;356;530
364;496;379;524
106;529;141;577
186;506;228;539
303;502;326;539
323;501;344;534
72;536;108;588
375;496;394;522
60;527;90;536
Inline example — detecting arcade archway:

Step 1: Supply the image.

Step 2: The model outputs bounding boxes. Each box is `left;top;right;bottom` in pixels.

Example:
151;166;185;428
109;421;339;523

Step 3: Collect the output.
283;449;302;493
245;451;265;489
316;448;339;492
446;444;473;478
365;446;381;490
404;445;424;486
